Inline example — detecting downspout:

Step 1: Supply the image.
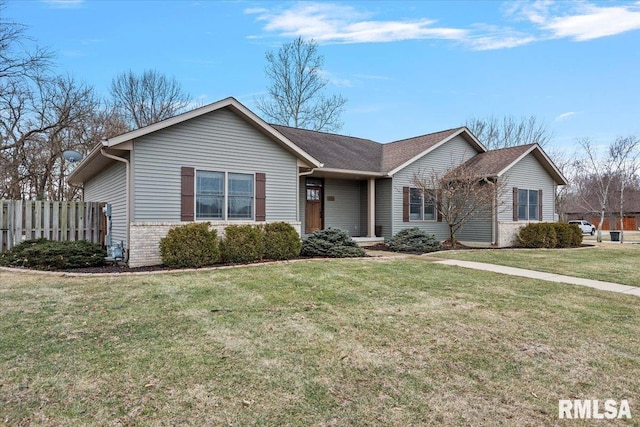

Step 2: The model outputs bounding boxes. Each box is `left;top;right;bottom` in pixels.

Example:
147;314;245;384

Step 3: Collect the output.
100;148;130;262
484;177;497;246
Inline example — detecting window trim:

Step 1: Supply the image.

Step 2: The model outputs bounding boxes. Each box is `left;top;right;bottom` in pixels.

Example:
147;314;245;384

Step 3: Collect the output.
194;169;256;221
408;187;437;222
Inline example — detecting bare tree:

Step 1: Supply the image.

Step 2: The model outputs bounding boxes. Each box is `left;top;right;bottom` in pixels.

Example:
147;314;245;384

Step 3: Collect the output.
0;1;52;154
466;115;554;150
414;163;506;247
256;37;347;132
609;136;640;243
110;69;192;129
545;147;575;222
573;138;619;242
1;74;102;200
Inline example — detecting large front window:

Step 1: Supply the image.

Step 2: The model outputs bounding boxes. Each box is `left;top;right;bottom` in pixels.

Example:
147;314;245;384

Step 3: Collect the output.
518;189;539;221
409;188;436;221
196;171;253;220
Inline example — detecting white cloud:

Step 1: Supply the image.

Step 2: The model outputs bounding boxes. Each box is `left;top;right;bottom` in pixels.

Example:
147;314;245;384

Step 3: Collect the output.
542;3;640;41
246;1;640;51
246;3;470;45
318;70;352;88
513;1;640;41
42;0;84;9
555;111;578;121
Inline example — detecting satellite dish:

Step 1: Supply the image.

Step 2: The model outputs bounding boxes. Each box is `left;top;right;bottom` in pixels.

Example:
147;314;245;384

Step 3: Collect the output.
62;150;83;163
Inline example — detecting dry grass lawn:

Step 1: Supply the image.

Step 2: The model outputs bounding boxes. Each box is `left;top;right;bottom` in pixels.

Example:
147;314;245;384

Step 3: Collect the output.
431;243;640;287
1;259;639;426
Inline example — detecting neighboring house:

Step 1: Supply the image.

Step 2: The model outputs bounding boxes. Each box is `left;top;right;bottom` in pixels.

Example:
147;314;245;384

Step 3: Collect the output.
565;190;640;231
68;97;568;267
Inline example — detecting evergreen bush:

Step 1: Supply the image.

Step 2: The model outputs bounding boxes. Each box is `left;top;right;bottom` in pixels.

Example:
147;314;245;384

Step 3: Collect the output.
263;222;301;260
220;224;265;263
300;228;365;258
554;223;583;248
516;223;558;248
388;227;442;254
160;222;220;268
0;238;106;270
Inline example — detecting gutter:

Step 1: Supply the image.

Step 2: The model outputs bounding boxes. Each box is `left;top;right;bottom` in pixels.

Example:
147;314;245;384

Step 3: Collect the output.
100;147;130;262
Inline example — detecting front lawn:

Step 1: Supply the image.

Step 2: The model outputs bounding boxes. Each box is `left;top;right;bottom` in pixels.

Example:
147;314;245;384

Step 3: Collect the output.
430;244;640;287
1;259;638;425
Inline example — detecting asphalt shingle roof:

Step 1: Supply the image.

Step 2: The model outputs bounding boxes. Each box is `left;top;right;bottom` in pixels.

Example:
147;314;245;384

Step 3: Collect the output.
272;124;468;174
271;125;383;172
459;144;535;177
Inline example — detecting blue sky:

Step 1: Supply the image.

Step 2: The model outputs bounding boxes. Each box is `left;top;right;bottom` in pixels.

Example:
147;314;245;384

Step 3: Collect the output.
6;0;640;152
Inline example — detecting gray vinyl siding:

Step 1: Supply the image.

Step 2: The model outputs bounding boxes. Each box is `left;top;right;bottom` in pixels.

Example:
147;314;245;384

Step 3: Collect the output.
84;160;128;246
375;178;393;240
359;181;368;236
132;108;298;222
324;178;362;236
391;135;479;240
498;153;557;222
456;205;493;243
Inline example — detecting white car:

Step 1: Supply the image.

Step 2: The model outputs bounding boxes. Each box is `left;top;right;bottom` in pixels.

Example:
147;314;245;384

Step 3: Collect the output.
568;220;596;235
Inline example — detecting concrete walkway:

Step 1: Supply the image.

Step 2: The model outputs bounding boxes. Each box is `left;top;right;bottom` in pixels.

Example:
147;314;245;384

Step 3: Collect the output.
432;259;640;297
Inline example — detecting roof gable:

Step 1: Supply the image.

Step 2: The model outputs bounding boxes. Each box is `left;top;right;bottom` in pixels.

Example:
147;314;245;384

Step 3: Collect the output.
382;127;486;175
460;143;568;185
69;97;322;184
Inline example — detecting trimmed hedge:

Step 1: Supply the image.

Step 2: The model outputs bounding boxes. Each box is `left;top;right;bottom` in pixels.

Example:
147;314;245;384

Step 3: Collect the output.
0;238;106;270
388;228;442;254
301;228;366;258
516;222;582;248
160;222;220;268
220;224;265;263
555;223;583;247
263;222;301;260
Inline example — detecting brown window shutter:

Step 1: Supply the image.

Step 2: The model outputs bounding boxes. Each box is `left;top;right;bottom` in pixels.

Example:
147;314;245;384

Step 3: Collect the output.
538;189;543;221
436;189;443;222
512;187;518;221
181;167;195;221
255;173;266;221
402;187;410;222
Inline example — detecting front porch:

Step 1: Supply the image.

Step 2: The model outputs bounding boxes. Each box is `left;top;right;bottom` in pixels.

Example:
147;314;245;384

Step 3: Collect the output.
299;173;385;239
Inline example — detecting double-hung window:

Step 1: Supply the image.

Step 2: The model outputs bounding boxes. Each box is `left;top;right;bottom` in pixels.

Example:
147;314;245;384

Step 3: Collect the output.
196;171;254;220
517;189;539;221
409;188;436;221
228;173;254;219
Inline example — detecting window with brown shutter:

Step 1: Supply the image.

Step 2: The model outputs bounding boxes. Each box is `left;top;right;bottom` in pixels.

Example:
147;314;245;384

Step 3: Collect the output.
402;187;410;222
436;189;443;222
181;167;195;221
255;173;266;221
512;187;518;221
538;189;543;221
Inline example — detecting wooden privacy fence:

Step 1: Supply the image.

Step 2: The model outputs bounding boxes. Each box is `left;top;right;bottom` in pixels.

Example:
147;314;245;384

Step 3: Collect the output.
0;200;104;252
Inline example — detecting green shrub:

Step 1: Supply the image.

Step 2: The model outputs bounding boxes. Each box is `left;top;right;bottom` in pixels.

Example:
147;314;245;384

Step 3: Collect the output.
0;238;105;270
300;228;366;258
220;224;264;263
160;222;220;268
554;223;583;248
388;227;442;254
516;223;558;248
263;222;301;260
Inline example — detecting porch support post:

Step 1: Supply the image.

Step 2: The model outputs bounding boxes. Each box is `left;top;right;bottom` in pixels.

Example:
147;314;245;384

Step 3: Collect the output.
367;178;376;237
